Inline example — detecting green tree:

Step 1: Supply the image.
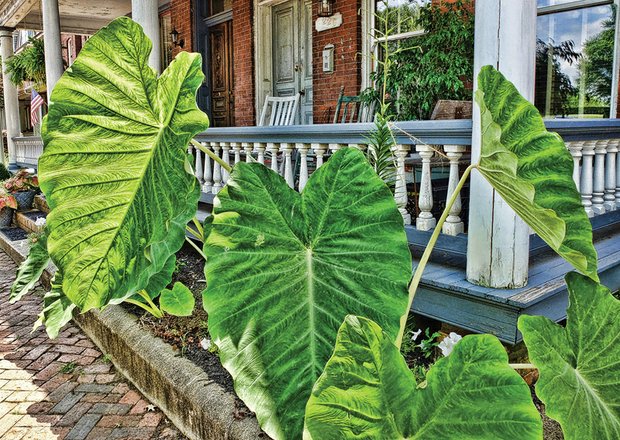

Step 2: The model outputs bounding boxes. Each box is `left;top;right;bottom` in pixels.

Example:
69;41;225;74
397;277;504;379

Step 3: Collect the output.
580;7;615;104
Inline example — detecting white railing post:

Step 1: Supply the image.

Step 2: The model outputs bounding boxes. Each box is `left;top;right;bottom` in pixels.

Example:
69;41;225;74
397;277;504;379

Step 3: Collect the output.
243;142;253;163
267;142;279;173
604;139;617;212
297;142;310;191
202;142;213;193
313;143;328;168
442;145;466;236
255;142;266;165
580;140;596;217
232;142;242;165
616;139;620;209
567;141;583;190
394;144;411;225
329;143;343;154
194;143;203;184
221;142;231;183
416;145;436;231
281;143;295;188
592;140;606;215
212;142;223;194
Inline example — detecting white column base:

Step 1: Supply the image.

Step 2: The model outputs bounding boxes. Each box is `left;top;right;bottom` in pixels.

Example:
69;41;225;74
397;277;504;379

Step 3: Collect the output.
416;215;436;231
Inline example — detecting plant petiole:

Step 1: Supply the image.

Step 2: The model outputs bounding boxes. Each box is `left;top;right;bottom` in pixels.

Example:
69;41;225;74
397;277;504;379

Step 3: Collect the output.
396;164;476;348
191;139;232;173
185;236;207;260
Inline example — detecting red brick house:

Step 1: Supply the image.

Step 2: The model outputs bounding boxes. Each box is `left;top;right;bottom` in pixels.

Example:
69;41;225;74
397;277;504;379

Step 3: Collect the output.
162;0;619;126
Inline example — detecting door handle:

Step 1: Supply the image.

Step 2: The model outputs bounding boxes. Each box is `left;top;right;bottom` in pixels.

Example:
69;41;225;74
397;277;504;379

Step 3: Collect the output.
299;89;306;96
294;63;301;72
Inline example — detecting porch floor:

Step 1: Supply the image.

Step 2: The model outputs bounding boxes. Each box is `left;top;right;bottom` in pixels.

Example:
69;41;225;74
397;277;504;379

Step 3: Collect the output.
414;232;620;344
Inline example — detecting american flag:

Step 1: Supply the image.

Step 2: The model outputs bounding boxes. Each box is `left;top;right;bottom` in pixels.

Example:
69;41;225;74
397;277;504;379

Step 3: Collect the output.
30;90;45;127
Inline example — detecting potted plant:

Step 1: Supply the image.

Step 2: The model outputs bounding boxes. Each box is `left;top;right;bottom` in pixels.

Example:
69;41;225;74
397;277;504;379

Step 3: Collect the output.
0;187;17;227
4;170;39;210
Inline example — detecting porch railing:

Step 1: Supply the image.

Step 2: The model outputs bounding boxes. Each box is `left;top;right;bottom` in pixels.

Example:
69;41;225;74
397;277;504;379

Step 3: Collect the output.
11;119;620;234
13;136;44;168
193;119;620;233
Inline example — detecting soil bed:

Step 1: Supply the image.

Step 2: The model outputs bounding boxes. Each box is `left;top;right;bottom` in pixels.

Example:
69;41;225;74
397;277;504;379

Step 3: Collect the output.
129;243;564;439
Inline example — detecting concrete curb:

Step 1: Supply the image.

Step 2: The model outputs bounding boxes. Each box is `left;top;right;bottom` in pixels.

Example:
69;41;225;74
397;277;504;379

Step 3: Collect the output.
0;231;263;440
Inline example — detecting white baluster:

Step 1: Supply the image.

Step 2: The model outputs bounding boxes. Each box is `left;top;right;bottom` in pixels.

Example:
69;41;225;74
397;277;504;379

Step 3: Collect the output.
592;140;606;215
202;142;213;193
580;140;595;217
193;143;203;183
267;142;279;173
243;142;253;163
567;141;583;190
604;139;617;212
329;143;343;154
348;143;366;153
615;139;620;209
220;142;231;183
255;142;266;165
297;142;309;192
416;145;436;231
312;143;328;168
231;142;242;165
442;145;466;236
393;144;411;225
281;143;294;188
212;142;222;194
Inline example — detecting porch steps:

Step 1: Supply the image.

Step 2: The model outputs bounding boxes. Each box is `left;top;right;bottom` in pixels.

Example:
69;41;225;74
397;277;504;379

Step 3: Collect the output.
413;230;620;345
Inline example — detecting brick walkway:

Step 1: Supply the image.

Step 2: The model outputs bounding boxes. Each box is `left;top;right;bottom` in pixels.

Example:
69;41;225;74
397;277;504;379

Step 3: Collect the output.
0;251;187;440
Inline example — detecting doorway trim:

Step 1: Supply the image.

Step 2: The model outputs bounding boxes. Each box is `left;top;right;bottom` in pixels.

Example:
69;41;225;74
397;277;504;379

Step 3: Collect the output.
254;0;292;122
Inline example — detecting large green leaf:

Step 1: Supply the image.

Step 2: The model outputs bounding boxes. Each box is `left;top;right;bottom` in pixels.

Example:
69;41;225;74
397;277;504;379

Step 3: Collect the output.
203;148;412;439
304;315;542;440
10;233;50;303
33;272;76;339
519;272;620;440
475;66;597;281
39;17;208;311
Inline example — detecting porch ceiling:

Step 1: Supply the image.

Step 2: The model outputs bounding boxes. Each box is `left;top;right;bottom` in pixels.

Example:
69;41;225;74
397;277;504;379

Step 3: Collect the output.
0;0;132;34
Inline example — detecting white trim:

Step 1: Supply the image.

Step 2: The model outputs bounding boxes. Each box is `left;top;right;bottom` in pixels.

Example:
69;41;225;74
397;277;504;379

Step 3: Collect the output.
254;0;274;123
610;0;620;118
360;1;373;90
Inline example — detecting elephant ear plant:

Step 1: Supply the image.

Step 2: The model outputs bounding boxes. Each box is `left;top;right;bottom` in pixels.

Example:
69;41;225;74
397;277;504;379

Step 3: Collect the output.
10;18;619;440
9;16;208;336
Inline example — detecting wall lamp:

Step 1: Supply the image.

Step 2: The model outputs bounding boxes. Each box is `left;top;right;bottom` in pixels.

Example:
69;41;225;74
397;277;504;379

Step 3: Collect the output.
170;28;185;48
318;0;334;17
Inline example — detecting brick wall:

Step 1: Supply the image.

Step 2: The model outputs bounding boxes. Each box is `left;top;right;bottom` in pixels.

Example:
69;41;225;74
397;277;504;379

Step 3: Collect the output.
232;0;256;126
170;0;193;57
312;0;363;124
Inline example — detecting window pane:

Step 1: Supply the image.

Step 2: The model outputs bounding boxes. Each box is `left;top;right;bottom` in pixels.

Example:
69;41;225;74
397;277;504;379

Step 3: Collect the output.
209;0;232;16
535;5;615;118
375;0;429;36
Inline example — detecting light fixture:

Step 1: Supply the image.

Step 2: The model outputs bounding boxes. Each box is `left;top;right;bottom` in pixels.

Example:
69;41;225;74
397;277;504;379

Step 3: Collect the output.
170;28;185;48
318;0;334;17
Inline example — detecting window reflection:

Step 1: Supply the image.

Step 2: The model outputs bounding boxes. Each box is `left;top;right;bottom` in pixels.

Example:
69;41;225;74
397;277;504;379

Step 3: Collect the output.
535;4;615;118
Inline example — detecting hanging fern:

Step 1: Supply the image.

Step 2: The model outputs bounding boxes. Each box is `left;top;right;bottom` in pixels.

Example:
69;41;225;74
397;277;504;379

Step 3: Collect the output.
4;37;46;89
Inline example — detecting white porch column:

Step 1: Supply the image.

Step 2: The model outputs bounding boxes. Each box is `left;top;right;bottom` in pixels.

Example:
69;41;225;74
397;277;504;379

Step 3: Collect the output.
42;0;64;98
132;0;161;73
0;28;21;170
466;0;537;288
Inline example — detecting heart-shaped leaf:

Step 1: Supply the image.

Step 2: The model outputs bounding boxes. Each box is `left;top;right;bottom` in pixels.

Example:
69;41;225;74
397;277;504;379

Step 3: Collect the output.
39;17;208;311
304;315;542;440
203;148;412;439
519;272;620;439
160;282;195;316
10;233;50;303
476;66;597;281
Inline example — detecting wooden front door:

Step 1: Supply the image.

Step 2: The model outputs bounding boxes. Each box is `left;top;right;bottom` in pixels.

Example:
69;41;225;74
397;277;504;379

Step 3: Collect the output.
208;20;234;127
272;0;313;124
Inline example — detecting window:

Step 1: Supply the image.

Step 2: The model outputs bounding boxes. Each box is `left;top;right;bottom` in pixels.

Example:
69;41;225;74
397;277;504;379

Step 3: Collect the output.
372;0;428;47
535;0;618;118
159;11;173;68
208;0;232;17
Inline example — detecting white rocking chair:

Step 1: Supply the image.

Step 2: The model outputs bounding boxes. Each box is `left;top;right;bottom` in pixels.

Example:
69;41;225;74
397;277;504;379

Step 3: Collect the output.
258;93;300;126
